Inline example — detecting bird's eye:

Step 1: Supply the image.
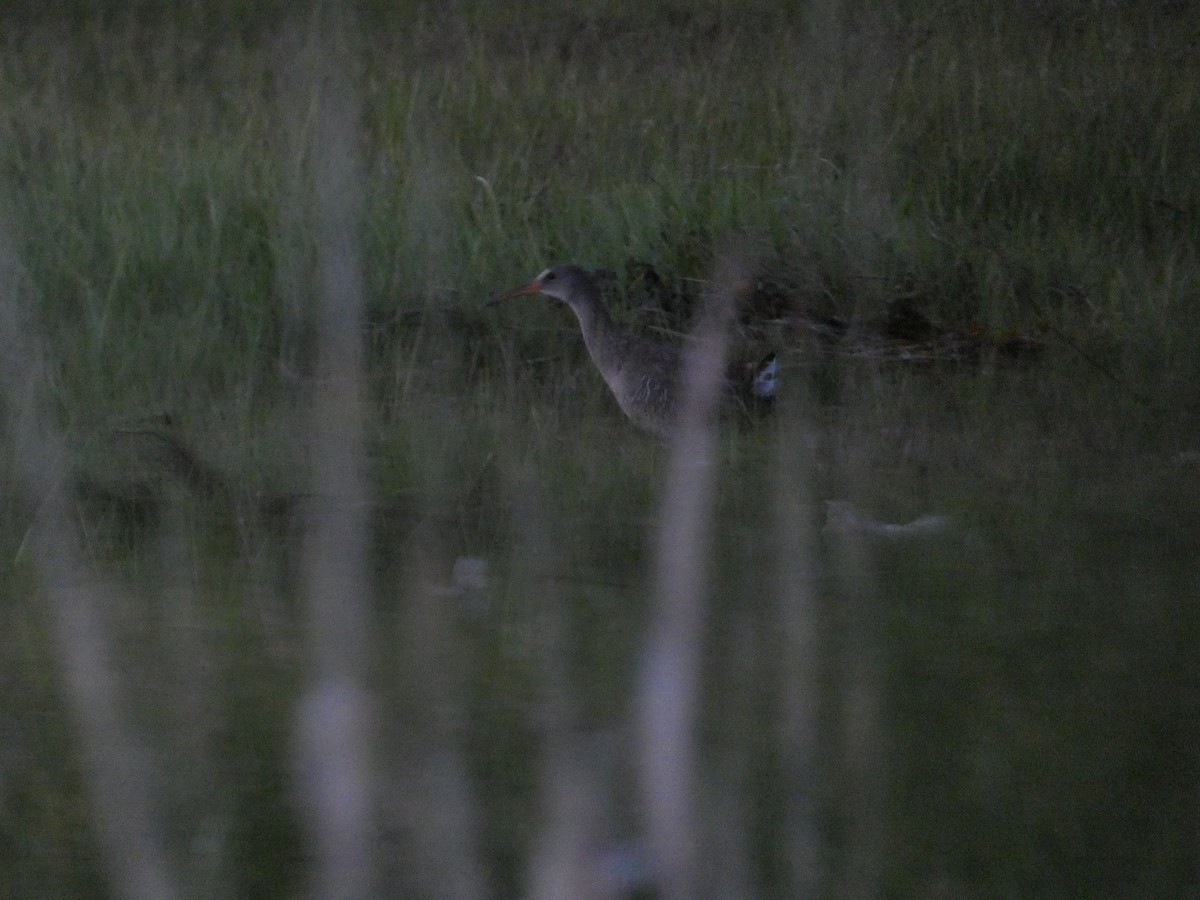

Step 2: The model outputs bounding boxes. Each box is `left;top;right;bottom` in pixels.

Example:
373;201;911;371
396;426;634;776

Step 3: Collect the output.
543;271;556;282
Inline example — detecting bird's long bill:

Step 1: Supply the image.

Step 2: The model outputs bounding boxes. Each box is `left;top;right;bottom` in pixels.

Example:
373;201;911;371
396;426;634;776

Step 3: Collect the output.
485;278;544;308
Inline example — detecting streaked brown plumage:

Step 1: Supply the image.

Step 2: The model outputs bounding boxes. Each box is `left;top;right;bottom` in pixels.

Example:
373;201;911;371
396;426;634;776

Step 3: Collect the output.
491;264;775;435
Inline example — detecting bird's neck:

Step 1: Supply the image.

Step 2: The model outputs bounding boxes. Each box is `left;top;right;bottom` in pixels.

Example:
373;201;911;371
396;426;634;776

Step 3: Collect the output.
565;293;622;371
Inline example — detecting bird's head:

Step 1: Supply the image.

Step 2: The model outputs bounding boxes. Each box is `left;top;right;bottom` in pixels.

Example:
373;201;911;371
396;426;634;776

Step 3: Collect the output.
488;264;598;308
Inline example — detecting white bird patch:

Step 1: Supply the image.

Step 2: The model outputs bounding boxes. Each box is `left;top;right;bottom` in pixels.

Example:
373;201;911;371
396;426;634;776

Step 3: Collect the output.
751;355;779;398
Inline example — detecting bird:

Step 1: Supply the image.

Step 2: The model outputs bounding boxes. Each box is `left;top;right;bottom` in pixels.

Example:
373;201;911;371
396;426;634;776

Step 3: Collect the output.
489;264;776;436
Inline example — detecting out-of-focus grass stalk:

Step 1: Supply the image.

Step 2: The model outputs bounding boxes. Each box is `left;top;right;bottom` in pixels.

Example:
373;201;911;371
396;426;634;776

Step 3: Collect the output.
637;250;748;900
0;227;180;899
771;404;826;896
515;466;618;900
154;510;233;897
282;8;375;898
384;423;487;900
828;509;885;898
389;550;488;900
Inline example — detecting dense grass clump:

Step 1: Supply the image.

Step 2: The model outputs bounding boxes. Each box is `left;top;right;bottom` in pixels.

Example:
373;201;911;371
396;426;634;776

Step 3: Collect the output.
0;1;1198;897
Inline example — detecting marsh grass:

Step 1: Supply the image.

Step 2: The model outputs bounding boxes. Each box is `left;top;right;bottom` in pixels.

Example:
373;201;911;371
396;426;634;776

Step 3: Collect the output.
1;0;1199;897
